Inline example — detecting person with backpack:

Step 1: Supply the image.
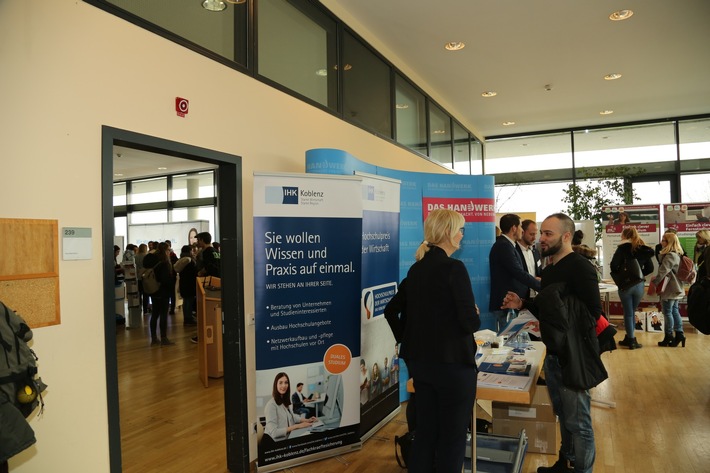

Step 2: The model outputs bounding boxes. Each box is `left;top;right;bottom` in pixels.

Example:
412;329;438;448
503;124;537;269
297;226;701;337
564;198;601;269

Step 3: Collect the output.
174;245;197;326
609;227;655;349
694;230;710;280
147;242;176;346
653;232;687;347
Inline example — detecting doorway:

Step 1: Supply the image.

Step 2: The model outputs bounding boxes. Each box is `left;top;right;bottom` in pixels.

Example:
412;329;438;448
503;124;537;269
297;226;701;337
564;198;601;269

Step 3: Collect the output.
101;126;248;472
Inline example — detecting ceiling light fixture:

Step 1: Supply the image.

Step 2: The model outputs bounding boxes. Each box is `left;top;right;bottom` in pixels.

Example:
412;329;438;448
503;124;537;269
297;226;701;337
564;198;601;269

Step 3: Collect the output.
395;103;409;110
481;91;497;98
315;69;328;77
158;167;168;170
433;130;446;134
609;9;633;21
502;121;515;126
604;73;622;80
444;42;465;51
202;0;226;12
600;110;614;115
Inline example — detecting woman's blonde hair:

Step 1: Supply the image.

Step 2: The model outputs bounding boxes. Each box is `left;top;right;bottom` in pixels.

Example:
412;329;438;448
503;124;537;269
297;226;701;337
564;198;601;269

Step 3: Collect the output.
415;209;465;261
621;226;646;251
660;232;683;255
697;230;710;246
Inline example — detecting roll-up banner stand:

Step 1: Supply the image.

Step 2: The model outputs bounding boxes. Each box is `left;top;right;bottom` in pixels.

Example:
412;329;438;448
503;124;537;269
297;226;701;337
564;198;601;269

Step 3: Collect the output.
306;149;496;408
254;172;363;471
355;172;402;440
663;202;710;257
600;204;661;280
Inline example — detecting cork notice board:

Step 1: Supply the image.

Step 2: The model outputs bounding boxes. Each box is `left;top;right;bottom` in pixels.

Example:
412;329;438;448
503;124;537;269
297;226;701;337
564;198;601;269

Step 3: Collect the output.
0;218;60;328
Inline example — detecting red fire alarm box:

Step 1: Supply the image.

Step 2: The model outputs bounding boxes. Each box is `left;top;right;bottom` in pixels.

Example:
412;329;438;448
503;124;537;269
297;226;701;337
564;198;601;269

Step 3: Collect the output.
175;97;189;117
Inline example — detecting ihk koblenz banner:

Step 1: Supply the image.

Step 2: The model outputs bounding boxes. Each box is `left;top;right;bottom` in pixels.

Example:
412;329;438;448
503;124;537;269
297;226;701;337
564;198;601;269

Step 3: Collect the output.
254;173;363;471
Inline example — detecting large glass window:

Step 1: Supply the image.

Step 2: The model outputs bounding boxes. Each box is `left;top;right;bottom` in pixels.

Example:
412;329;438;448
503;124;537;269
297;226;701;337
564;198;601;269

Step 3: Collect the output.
681;173;710;202
471;140;483;175
171;206;216;236
105;0;247;66
130;210;168;224
130;177;167;205
679;118;710;172
172;172;215;200
342;31;392;138
429;104;452;168
395;74;427;155
257;0;337;109
113;182;126;206
495;181;572;218
453;121;470;174
574;123;677;173
486;133;573;184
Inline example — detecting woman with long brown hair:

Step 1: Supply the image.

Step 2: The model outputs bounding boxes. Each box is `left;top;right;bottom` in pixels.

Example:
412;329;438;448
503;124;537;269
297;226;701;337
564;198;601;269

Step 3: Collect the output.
609;226;654;349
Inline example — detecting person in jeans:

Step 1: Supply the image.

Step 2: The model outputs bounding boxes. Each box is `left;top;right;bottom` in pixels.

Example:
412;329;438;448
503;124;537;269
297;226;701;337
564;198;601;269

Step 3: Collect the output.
503;213;601;473
653;232;686;347
609;227;654;349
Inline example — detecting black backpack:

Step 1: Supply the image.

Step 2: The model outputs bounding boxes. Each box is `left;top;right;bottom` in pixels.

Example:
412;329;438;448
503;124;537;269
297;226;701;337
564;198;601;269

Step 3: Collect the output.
687;278;710;335
0;302;47;418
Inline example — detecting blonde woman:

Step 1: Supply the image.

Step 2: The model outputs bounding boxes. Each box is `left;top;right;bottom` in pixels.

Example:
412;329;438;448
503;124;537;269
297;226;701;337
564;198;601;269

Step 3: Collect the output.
609;227;654;349
653;232;686;347
386;208;480;472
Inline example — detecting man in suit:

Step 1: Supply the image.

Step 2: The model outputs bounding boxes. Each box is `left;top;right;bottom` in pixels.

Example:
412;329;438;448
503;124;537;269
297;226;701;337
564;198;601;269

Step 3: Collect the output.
517;219;542;298
291;382;313;417
489;214;541;332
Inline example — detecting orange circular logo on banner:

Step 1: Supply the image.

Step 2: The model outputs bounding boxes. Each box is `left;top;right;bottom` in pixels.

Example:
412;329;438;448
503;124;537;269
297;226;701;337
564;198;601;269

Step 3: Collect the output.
323;344;352;374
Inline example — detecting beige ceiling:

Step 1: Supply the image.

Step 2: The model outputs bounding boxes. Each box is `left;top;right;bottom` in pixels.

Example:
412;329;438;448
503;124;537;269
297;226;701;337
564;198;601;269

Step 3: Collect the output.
320;0;710;139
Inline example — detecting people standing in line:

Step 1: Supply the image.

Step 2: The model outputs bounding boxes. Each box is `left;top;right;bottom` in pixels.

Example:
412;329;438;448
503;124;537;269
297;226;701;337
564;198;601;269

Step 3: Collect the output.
196;232;221;278
134;243;149;314
263;372;316;441
502;213;604;473
609;227;655;349
516;219;541;298
175;245;197;326
384;208;480;473
489;214;541;332
694;230;710;279
147;242;175;346
653;232;686;347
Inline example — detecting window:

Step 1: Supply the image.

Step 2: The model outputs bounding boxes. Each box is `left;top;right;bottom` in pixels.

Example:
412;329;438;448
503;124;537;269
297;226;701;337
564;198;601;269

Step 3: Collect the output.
495;181;572;219
104;0;247;66
574;123;677;173
257;0;337;109
679;118;710;172
471;140;483;175
394;74;427;155
172;172;215;200
429;104;451;168
130;177;167;205
113;182;126;206
342;30;392;138
453;121;470;174
486;133;573;184
681;173;710;202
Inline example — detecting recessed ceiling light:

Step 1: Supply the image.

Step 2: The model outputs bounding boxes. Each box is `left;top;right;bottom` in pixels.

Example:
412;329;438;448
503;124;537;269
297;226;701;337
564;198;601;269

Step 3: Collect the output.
202;0;226;12
609;9;633;21
315;69;328;77
158;167;168;170
395;103;409;110
481;91;497;98
114;173;123;177
224;0;246;3
502;121;516;126
433;130;446;134
600;110;614;115
604;73;622;80
444;42;465;51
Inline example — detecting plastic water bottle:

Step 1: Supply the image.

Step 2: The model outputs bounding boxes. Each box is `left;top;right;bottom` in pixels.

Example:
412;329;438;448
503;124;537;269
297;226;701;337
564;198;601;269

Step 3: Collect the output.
515;331;531;351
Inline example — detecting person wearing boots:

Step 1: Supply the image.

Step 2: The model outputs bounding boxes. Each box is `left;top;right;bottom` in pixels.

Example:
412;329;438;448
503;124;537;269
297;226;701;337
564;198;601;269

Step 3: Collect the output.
609;227;655;349
653;232;686;347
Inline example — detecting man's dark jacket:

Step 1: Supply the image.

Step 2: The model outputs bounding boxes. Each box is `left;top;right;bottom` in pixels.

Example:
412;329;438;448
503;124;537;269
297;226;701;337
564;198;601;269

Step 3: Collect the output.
489;236;541;310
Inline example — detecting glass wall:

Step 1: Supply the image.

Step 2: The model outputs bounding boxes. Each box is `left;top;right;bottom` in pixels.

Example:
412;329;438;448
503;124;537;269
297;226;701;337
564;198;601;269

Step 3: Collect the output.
495;181;573;218
428;104;452;168
130;177;168;205
257;0;337;109
172;172;215;200
394;74;427;155
485;133;573;184
679;118;710;172
342;30;392;138
453;122;470;175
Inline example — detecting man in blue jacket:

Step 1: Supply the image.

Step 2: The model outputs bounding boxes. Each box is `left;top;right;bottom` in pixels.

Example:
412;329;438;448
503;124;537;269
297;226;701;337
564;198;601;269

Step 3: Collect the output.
489;214;541;331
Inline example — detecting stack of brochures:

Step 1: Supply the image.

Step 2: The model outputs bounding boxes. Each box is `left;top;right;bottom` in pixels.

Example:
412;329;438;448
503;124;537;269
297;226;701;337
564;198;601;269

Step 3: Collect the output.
478;353;531;376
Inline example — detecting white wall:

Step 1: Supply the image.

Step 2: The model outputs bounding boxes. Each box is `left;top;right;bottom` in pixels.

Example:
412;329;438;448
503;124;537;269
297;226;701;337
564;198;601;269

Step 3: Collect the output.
0;1;449;470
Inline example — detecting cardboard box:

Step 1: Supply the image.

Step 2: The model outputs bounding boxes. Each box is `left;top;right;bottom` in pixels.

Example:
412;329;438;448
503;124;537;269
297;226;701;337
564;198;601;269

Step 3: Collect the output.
492;385;559;454
492;418;560;454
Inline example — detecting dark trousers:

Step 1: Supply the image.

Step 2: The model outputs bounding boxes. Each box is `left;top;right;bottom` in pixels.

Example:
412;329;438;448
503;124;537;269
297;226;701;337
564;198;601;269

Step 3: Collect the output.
150;296;170;342
407;361;477;473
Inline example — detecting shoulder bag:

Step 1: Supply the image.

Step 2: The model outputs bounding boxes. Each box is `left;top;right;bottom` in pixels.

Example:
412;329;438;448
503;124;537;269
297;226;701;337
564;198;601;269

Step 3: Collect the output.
610;257;644;291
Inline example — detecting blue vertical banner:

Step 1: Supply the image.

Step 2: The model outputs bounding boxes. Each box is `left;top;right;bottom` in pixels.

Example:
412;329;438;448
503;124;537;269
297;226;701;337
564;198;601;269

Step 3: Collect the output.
355;173;401;439
254;173;363;471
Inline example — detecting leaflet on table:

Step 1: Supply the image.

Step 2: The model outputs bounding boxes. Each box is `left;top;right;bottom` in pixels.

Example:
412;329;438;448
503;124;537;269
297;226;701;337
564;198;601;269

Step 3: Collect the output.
498;310;540;340
478;353;531;376
477;371;534;391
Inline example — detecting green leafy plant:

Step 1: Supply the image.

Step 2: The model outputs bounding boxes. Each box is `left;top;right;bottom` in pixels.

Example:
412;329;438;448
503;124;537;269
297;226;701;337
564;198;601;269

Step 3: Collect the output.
562;166;642;241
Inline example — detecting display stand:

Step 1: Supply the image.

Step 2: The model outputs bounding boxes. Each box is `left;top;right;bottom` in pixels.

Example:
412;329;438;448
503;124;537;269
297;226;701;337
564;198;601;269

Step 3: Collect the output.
197;276;223;387
123;261;141;328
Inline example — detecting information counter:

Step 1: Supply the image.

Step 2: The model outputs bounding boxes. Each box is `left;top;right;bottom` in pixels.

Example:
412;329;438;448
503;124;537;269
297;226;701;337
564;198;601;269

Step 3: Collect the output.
197;276;223;387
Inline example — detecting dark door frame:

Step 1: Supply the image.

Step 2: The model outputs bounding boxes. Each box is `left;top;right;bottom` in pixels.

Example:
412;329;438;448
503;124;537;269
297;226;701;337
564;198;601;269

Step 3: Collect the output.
101;126;248;472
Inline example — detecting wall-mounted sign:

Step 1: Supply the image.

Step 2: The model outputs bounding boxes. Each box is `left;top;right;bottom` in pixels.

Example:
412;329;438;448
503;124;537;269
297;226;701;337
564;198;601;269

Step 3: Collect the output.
62;227;92;260
175;97;189;117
